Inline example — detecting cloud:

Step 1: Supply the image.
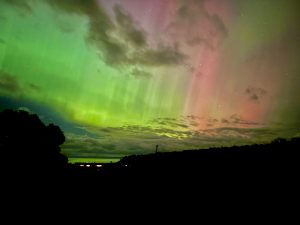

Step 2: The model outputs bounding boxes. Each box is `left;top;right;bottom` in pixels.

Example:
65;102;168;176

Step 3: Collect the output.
27;83;40;91
54;18;77;33
176;0;204;21
208;14;228;38
156;118;189;129
113;5;147;48
131;68;152;79
45;0;128;66
245;87;267;102
43;1;186;68
87;11;135;66
64;115;269;160
177;4;191;19
0;71;42;95
229;114;260;126
61;119;299;160
187;37;214;50
168;0;228;51
134;45;187;66
221;119;229;124
151;115;260;132
3;0;32;13
178;0;227;36
62;132;157;158
0;72;21;92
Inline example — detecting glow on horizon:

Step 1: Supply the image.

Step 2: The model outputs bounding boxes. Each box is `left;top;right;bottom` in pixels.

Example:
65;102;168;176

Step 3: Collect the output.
68;158;119;164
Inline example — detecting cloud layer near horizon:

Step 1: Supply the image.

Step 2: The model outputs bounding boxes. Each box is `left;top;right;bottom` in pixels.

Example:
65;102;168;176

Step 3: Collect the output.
62;117;299;160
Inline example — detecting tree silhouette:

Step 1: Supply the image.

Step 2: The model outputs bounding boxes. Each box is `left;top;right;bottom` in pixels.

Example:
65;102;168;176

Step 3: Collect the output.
0;109;68;173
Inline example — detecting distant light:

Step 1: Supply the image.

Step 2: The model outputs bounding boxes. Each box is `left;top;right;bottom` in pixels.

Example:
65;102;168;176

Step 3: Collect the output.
125;165;128;167
96;165;102;168
79;164;84;167
86;164;91;167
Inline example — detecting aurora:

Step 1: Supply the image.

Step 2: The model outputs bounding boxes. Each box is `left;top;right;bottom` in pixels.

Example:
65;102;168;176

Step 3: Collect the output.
1;0;300;162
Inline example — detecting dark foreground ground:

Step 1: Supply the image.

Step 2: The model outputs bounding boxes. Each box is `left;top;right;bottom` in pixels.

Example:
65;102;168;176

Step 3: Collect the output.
1;140;299;215
3;138;299;185
56;138;300;193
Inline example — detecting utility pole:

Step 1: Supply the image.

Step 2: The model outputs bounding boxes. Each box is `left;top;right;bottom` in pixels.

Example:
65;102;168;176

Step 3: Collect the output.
155;144;159;153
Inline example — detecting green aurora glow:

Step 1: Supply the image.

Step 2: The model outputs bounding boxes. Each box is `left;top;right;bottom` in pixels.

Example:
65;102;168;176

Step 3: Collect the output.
1;0;300;162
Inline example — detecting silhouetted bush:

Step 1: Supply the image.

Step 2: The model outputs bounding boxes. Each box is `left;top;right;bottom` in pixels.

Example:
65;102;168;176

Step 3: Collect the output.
0;109;68;174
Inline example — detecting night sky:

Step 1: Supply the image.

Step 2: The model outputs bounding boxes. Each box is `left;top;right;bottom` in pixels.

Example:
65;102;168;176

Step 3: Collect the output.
1;0;300;162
